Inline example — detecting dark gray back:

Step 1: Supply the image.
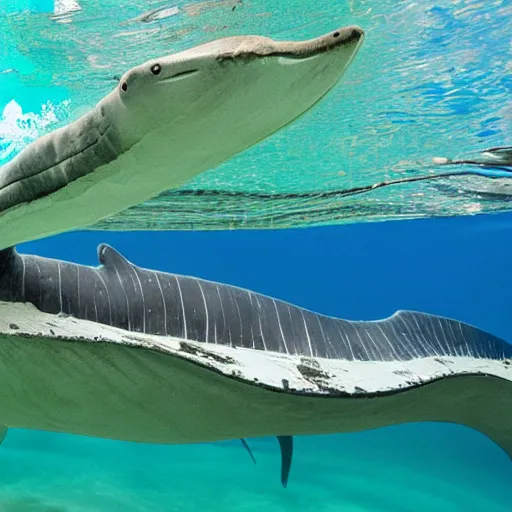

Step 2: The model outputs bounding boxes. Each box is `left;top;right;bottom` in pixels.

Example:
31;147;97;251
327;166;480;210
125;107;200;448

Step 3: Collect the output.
0;244;510;361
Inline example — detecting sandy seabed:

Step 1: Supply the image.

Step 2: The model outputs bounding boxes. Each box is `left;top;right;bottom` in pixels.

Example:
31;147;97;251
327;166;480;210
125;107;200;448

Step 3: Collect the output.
0;424;509;512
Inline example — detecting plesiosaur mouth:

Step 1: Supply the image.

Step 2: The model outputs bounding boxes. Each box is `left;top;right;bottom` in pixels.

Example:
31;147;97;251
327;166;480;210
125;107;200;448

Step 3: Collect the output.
216;25;364;63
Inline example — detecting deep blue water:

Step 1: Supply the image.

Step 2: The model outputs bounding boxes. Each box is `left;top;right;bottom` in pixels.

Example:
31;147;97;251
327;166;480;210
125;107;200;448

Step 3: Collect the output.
5;212;510;511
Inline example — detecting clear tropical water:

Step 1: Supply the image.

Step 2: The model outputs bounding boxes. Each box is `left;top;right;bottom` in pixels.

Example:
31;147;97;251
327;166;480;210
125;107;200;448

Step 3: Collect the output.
0;216;509;511
0;423;510;511
1;1;511;511
1;0;511;229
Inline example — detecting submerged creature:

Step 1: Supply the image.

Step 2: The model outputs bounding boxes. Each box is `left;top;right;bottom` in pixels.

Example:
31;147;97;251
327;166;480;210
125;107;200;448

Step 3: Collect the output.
0;244;510;486
0;26;363;250
0;25;510;490
0;23;365;489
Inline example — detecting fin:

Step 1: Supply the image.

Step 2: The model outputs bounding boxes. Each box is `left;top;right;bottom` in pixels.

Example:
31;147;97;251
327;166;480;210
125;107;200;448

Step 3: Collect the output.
97;244;131;268
277;435;293;488
240;438;256;465
0;426;8;445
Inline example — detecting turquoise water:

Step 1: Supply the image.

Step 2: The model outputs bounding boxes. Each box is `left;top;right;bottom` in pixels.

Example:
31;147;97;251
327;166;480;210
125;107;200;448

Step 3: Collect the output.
0;424;509;511
1;1;512;510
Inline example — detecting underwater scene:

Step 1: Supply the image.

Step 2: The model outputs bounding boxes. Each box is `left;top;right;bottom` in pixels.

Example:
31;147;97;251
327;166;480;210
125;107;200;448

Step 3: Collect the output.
0;0;511;510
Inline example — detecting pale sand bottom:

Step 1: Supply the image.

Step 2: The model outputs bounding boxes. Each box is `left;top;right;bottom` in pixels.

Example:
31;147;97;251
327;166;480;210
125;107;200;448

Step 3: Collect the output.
0;424;509;512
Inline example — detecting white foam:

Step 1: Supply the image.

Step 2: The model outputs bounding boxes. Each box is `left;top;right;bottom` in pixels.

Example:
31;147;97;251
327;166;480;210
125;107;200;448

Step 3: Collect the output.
54;0;81;16
0;99;69;163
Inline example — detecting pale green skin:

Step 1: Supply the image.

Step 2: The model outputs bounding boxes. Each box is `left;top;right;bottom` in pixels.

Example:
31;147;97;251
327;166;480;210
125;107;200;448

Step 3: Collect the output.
0;305;510;459
0;26;364;250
